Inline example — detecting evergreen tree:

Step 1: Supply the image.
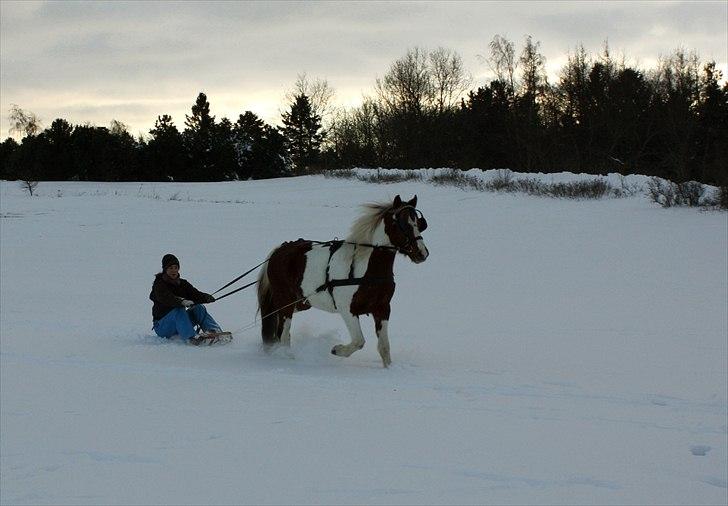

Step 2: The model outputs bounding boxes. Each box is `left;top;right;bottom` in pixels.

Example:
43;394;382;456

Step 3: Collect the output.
280;94;324;174
45;119;74;180
146;114;187;181
107;120;140;181
234;111;290;179
184;92;218;180
695;61;728;186
69;125;133;181
211;117;238;180
0;137;20;180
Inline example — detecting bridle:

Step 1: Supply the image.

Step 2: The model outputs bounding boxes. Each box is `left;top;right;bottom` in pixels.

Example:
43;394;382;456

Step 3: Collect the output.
390;205;428;255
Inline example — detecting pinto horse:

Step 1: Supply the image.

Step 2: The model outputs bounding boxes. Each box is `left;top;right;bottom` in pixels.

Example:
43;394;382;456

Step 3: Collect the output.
256;195;429;367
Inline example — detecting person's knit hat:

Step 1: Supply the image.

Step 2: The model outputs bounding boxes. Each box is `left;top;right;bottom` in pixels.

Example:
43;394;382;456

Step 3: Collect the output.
162;253;180;271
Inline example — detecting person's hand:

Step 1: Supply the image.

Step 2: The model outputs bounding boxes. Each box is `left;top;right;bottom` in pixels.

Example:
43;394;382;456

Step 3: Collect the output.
181;299;195;308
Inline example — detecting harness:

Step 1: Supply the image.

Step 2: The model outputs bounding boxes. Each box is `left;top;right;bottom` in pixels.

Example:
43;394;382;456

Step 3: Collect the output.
314;240;395;310
312;204;426;310
210;205;427;311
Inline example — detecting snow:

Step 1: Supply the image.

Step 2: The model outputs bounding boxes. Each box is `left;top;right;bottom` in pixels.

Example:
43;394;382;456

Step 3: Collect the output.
1;173;726;505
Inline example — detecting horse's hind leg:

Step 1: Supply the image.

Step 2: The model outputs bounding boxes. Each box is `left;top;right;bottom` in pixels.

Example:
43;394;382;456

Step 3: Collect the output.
374;313;392;367
280;316;292;346
331;312;365;358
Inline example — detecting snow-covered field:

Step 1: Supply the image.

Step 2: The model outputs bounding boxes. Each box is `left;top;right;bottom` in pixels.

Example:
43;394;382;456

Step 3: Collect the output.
1;172;726;505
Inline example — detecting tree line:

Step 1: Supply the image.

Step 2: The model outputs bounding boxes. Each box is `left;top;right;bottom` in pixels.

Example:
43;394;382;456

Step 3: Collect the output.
0;87;322;182
2;36;727;187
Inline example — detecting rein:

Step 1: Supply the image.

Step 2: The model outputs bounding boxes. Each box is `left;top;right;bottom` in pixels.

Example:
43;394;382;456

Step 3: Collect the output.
209;240;399;304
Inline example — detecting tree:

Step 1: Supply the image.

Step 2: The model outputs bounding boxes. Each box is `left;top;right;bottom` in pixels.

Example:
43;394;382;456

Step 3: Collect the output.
376;47;434;116
429;47;472;114
653;48;702;181
145;115;187;181
695;61;728;186
0;137;20;179
8;104;42;139
107;119;140;181
184;92;219;180
19;179;38;196
233;111;290;179
280;94;324;174
211;117;238;180
44;119;75;180
232;111;265;179
514;35;548;170
286;73;336;125
487;35;517;95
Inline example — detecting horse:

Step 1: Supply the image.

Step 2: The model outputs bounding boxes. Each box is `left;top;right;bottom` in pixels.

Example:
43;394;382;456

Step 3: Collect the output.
256;195;429;367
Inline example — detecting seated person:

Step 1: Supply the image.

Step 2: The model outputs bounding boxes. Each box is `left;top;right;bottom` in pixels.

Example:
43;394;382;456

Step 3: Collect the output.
150;254;223;344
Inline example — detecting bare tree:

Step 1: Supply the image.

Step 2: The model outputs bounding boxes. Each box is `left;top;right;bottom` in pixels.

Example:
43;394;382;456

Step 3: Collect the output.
285;73;336;123
110;119;130;136
8;104;42;139
19;180;39;196
375;47;434;115
429;47;472;113
488;35;518;93
519;35;546;100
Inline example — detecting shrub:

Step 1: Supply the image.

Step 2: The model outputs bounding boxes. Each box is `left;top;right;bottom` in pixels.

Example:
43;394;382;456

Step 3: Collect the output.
648;177;709;208
357;169;423;184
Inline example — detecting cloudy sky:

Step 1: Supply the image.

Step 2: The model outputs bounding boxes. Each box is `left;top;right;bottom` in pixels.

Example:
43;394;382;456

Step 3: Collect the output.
1;0;726;139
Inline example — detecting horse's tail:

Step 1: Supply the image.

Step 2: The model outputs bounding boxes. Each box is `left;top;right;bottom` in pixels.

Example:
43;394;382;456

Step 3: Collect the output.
257;259;279;345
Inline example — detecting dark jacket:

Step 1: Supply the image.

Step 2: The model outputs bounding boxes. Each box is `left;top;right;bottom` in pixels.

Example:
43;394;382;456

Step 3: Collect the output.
150;273;214;321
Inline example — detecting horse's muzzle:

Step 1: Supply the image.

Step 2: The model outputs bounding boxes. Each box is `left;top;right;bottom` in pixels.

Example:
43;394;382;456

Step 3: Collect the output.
409;241;429;264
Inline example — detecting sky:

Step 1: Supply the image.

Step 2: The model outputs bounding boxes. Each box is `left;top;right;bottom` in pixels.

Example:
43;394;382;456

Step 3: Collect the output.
1;0;726;139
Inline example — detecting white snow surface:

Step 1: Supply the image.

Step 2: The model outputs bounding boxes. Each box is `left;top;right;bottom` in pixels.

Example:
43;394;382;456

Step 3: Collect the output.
1;172;726;505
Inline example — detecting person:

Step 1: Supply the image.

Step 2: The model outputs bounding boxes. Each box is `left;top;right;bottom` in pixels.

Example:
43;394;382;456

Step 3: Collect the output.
150;253;223;345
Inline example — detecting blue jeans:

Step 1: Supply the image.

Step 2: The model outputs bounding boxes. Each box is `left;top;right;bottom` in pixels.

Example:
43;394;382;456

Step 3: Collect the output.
153;305;222;340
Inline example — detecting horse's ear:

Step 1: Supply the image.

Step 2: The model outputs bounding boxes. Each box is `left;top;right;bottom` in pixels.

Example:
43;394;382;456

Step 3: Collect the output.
409;195;418;207
393;195;402;207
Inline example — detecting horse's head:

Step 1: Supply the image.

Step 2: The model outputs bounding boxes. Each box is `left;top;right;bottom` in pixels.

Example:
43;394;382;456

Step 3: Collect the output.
384;195;430;264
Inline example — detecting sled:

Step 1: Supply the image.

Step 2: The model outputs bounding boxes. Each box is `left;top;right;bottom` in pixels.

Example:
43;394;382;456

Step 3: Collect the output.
189;331;233;346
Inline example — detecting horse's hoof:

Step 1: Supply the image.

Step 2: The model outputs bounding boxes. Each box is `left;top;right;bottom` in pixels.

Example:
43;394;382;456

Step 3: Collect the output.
331;347;338;355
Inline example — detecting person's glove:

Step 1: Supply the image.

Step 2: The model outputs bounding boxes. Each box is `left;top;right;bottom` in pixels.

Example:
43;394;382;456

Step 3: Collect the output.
204;294;216;303
181;299;195;308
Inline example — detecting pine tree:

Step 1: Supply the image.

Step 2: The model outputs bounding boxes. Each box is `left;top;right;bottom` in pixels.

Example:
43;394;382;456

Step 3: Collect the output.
280;94;324;174
234;111;290;179
695;61;728;186
146;115;187;181
184;92;218;180
45;119;74;180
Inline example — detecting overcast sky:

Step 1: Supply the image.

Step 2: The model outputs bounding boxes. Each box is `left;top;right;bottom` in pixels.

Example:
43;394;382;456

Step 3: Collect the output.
1;0;726;139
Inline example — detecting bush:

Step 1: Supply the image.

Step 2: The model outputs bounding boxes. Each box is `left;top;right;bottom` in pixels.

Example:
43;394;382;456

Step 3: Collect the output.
357;169;423;184
548;180;611;199
719;186;728;209
648;177;709;208
430;169;485;190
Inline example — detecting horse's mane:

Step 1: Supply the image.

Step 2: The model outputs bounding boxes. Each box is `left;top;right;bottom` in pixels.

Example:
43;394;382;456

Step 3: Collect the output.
347;200;391;244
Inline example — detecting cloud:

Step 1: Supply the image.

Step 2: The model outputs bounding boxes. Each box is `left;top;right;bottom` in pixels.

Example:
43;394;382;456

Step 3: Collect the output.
1;0;725;138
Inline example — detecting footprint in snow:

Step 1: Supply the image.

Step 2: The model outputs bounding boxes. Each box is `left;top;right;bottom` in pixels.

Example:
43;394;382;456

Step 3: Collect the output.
690;445;711;456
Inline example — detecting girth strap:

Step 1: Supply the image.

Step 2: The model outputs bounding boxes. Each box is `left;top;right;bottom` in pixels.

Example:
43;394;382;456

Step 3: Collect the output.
315;240;390;310
315;276;389;293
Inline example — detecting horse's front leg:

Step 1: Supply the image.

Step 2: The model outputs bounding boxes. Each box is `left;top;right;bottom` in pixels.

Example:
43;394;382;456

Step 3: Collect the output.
373;310;392;367
331;312;365;358
280;316;292;346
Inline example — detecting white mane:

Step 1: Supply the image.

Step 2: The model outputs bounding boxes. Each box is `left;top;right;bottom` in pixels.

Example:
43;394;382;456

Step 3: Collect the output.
347;201;391;244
